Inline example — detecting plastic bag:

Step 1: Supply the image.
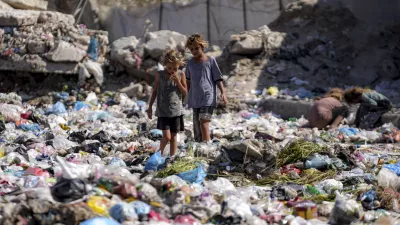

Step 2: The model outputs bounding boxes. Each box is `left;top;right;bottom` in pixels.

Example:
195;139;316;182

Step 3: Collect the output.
204;177;236;194
74;101;90;111
131;201;151;215
339;128;359;137
174;215;200;225
53;135;78;150
87;36;98;61
84;60;104;85
54;92;69;100
80;218;121;225
162;175;187;188
0;103;22;122
383;163;400;176
86;92;98;105
267;86;279;96
178;165;207;184
150;129;163;138
305;154;330;169
144;151;165;171
109;203;138;222
329;197;363;225
108;157;127;167
87;196;112;216
17;123;41;132
315;179;343;195
88;111;111;121
377;168;400;191
46;102;67;115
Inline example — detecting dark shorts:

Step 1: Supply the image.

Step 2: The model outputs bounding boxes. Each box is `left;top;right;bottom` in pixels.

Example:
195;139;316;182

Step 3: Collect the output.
157;115;184;133
193;106;215;121
193;106;215;142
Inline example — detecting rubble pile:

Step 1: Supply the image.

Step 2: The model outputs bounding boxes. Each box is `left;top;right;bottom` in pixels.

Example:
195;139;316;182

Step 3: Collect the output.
220;0;400;105
0;9;109;86
0;91;399;224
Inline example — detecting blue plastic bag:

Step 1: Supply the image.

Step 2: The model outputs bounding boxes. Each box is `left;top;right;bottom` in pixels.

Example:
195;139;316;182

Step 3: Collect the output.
131;201;151;215
74;101;90;111
88;111;111;121
150;129;163;138
80;218;121;225
108;157;127;167
46;102;67;115
87;36;98;61
136;100;146;111
178;165;207;184
339;128;359;136
17;123;40;132
383;163;400;176
144;151;165;171
109;203;138;222
54;92;69;100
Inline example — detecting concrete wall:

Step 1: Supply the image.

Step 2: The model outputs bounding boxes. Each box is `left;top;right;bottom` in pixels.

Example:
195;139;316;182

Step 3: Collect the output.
97;0;297;44
57;0;400;45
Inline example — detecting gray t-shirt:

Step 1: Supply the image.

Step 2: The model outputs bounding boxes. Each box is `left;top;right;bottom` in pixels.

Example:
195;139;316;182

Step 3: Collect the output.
185;56;223;108
156;70;184;117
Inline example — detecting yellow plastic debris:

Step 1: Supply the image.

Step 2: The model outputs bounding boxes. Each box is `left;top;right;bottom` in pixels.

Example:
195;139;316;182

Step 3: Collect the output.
267;86;279;96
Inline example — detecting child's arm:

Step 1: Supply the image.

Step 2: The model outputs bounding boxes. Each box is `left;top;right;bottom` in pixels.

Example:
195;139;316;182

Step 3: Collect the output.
217;80;227;105
210;57;228;105
147;73;159;119
171;71;187;96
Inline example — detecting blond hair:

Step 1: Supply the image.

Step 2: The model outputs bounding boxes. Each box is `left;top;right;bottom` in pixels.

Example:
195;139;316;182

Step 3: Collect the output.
324;88;344;101
185;33;209;50
163;50;184;66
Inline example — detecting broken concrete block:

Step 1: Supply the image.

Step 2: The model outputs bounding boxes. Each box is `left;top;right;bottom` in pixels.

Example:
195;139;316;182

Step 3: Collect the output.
0;1;13;10
231;34;263;56
3;0;48;10
0;10;40;26
224;139;264;159
110;36;140;68
44;41;86;63
38;11;74;25
26;40;47;54
144;30;187;60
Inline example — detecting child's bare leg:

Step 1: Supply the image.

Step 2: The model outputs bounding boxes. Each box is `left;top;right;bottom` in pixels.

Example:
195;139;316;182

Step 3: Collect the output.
170;133;178;156
200;119;211;142
329;115;344;129
160;130;171;155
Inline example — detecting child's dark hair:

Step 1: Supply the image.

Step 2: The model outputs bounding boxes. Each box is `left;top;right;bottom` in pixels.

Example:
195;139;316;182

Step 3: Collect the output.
163;50;184;66
185;33;209;50
324;88;344;101
344;87;365;103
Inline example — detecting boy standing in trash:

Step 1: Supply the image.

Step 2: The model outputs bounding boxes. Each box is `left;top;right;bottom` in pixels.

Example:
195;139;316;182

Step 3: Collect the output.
185;34;228;143
147;50;187;157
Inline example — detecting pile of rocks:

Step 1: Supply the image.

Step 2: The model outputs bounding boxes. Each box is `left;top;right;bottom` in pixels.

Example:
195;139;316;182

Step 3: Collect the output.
0;9;108;78
219;0;400;105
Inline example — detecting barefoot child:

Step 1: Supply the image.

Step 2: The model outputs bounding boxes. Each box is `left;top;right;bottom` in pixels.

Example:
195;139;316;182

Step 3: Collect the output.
344;87;392;129
185;34;227;143
307;88;349;129
147;50;187;156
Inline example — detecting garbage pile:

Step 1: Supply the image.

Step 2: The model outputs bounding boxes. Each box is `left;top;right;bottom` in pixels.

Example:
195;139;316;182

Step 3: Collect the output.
220;0;400;106
1;91;400;224
0;9;108;84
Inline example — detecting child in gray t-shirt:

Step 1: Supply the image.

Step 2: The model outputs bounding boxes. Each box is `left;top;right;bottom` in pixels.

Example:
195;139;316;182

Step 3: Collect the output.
185;34;227;143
